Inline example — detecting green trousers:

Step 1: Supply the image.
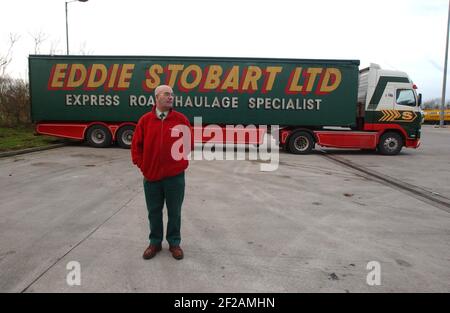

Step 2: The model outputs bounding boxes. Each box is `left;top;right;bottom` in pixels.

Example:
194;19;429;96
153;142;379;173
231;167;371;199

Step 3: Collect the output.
143;172;185;246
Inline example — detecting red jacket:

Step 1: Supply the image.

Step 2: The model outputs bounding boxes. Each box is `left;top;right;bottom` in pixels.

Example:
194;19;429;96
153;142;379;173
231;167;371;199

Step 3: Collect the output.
131;107;192;182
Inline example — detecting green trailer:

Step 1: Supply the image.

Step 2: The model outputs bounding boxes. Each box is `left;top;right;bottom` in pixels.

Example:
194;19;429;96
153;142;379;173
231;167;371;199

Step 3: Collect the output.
29;55;421;155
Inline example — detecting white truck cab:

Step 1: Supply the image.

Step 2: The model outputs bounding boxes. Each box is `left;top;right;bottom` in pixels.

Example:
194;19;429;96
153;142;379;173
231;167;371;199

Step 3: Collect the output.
359;63;421;113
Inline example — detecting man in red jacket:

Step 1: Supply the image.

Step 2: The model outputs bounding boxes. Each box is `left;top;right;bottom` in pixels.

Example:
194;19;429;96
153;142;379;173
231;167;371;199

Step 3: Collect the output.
131;85;192;260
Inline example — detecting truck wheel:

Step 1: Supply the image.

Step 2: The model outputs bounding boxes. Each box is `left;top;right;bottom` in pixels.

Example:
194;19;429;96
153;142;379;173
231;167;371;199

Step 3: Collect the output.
116;125;135;149
378;132;403;155
86;125;112;148
288;131;315;154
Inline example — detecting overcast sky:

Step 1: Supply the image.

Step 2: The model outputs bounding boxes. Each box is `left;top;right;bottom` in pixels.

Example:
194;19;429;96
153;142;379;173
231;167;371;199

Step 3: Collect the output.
0;0;448;101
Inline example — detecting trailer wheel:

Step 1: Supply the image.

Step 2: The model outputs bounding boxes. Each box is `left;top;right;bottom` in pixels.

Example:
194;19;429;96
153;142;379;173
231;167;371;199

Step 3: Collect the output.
378;132;403;155
86;125;112;148
116;125;135;149
288;131;315;154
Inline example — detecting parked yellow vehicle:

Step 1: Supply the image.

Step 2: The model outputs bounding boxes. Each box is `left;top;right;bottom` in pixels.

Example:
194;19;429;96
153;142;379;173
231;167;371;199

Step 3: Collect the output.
423;109;450;123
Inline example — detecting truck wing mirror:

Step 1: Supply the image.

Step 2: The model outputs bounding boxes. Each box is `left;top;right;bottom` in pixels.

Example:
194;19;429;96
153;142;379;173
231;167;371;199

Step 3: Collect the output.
418;93;422;107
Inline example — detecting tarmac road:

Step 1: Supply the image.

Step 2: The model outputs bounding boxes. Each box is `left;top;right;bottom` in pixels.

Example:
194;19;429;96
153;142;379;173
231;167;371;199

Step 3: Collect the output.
320;125;450;201
0;125;449;293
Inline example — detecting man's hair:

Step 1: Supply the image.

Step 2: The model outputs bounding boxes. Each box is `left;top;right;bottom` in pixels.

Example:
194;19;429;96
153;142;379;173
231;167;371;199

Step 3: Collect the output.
155;85;171;97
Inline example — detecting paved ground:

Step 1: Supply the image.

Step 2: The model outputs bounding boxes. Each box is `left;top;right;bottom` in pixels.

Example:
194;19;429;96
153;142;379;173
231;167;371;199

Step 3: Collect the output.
320;125;450;200
0;125;449;293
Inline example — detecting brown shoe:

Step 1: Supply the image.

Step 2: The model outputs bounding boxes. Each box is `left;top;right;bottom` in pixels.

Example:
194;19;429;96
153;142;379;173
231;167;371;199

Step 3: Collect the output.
169;246;184;260
143;244;162;260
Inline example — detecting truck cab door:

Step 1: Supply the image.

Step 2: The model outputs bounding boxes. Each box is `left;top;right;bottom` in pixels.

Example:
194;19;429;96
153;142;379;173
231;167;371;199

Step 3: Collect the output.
394;89;421;140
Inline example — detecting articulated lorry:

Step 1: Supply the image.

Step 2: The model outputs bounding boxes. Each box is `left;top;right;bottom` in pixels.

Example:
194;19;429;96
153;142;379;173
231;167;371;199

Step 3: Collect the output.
29;55;422;155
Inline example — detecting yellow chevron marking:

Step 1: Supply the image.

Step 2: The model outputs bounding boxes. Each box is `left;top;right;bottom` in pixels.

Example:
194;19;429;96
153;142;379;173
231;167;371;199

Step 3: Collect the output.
384;110;395;122
388;110;395;121
380;110;390;122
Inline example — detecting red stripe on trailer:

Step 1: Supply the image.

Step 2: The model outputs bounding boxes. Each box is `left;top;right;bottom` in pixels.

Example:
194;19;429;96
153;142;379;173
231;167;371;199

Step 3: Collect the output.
36;123;88;140
36;122;137;141
192;126;266;144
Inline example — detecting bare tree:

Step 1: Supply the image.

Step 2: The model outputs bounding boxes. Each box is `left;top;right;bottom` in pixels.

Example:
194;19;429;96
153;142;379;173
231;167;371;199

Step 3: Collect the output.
0;33;20;76
78;41;93;55
49;38;63;55
0;76;30;126
29;31;49;54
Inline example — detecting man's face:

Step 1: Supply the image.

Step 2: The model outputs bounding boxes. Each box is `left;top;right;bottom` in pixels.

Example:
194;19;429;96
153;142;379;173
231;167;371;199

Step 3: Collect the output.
156;86;174;111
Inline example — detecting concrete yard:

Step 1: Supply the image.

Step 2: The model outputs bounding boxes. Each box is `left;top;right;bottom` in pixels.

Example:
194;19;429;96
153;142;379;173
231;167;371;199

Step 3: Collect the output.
0;125;449;293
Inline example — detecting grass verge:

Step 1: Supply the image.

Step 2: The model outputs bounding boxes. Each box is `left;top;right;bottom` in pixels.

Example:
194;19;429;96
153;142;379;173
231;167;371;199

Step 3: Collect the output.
0;126;64;152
